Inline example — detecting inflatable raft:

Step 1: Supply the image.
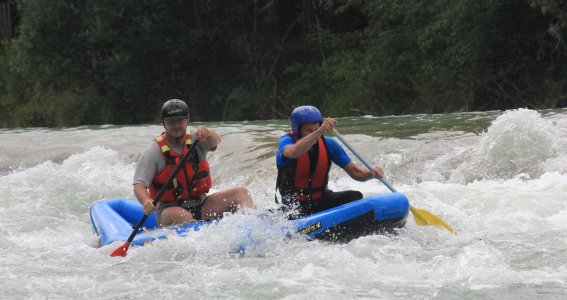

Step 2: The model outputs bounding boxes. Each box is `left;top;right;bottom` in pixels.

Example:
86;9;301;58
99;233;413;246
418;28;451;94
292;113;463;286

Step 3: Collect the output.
90;193;409;248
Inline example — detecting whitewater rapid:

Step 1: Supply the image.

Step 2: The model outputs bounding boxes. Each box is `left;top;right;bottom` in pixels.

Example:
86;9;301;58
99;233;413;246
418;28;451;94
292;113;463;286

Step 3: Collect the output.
0;108;566;299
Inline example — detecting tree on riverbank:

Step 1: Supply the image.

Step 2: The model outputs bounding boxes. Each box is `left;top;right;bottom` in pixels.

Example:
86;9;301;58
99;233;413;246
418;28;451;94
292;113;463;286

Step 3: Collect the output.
1;0;566;127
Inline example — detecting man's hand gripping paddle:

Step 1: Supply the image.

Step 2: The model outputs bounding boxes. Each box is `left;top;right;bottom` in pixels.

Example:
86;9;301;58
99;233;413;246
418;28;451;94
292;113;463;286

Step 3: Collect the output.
110;139;201;257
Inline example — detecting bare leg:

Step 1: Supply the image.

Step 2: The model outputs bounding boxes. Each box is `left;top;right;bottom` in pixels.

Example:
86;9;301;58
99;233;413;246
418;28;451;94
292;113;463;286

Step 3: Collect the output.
158;206;196;226
201;187;255;220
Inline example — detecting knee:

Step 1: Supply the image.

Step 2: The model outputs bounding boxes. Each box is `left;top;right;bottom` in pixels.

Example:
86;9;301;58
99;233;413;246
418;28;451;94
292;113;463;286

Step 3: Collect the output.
234;187;251;198
235;187;254;207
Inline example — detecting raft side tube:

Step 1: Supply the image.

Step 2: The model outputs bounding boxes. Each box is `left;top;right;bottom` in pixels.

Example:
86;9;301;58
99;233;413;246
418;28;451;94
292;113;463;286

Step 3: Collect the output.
370;193;410;221
90;199;132;246
91;193;409;247
292;201;372;237
90;198;214;247
107;198;157;229
292;193;409;240
90;198;157;246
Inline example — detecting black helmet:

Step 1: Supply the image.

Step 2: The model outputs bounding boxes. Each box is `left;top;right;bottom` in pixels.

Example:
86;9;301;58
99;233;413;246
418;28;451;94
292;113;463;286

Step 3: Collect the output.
161;99;189;120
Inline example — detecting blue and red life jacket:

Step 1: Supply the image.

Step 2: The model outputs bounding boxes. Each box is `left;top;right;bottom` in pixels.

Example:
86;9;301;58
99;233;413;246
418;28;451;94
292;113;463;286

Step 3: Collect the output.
276;131;331;202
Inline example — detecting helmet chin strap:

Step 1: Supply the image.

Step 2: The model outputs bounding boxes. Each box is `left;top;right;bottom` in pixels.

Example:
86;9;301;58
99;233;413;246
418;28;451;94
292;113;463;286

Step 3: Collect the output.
296;124;303;138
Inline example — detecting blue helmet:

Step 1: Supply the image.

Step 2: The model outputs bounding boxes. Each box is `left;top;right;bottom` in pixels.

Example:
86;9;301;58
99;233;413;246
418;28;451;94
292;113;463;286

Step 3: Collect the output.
290;105;323;136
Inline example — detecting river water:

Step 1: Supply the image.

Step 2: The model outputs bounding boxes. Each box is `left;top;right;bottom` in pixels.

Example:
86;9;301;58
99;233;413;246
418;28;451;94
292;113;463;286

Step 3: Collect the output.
1;108;566;299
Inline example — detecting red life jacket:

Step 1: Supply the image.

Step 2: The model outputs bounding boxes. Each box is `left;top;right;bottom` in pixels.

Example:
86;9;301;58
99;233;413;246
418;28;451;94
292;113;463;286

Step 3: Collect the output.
149;130;212;202
276;131;331;202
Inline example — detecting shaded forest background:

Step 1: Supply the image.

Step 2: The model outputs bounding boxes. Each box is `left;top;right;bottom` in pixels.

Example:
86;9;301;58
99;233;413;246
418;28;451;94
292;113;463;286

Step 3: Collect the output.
1;0;567;127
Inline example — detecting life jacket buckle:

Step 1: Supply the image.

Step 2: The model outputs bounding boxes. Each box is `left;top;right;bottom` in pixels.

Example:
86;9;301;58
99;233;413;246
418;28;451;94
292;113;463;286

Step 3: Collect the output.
173;185;183;199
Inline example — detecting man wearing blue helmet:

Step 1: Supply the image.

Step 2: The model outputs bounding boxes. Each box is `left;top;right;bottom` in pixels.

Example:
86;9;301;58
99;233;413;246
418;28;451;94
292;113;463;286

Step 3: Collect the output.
275;105;385;217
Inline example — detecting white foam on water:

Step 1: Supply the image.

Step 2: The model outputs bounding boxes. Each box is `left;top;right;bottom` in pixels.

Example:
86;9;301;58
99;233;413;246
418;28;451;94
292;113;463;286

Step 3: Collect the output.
1;109;566;298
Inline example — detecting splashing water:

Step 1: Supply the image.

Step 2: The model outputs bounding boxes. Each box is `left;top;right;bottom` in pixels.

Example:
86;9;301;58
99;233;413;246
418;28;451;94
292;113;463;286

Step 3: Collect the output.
1;108;566;299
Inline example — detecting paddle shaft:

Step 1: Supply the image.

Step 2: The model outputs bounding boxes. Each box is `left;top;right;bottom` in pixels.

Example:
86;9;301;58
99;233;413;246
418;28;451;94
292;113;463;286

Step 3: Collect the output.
332;130;397;192
332;129;455;233
124;139;201;244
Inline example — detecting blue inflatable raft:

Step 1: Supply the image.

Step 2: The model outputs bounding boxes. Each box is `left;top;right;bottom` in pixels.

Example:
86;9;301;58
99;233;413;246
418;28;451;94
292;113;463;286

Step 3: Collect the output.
90;193;409;248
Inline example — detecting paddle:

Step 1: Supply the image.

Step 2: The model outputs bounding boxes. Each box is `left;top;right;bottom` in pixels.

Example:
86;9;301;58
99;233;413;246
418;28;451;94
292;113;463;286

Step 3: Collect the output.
110;139;201;257
332;129;455;233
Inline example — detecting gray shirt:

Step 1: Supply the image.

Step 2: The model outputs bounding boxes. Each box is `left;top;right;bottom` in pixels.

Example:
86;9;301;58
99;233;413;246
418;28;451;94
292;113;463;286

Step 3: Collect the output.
133;129;210;187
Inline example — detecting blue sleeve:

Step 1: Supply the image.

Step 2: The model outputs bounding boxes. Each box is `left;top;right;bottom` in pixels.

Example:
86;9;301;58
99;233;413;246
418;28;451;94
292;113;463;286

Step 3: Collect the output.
324;136;352;168
276;134;295;167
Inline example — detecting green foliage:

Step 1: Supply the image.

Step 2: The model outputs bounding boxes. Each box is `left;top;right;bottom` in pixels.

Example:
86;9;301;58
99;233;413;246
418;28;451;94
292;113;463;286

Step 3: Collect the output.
0;0;566;127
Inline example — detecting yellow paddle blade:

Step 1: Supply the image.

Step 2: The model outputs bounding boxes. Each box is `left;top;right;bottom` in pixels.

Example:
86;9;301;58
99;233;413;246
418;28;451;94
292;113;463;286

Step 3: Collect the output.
410;205;455;234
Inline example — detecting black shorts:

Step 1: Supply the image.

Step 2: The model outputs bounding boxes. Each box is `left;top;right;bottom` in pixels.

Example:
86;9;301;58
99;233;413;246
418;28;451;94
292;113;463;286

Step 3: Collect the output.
156;195;209;226
285;190;363;219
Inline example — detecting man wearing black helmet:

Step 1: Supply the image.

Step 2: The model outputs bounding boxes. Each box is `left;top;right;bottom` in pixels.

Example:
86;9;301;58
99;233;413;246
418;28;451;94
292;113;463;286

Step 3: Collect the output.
276;105;384;217
133;99;255;226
